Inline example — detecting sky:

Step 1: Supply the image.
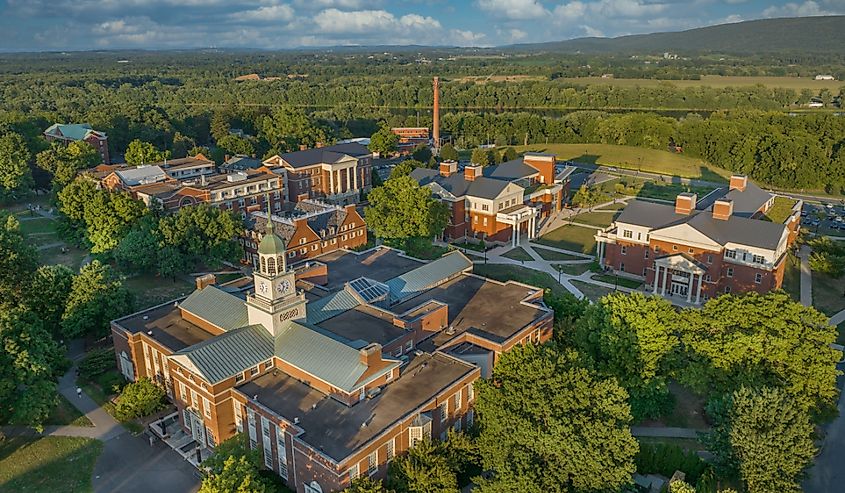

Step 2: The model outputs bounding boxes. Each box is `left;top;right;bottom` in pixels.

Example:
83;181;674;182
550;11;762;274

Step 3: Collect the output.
0;0;843;52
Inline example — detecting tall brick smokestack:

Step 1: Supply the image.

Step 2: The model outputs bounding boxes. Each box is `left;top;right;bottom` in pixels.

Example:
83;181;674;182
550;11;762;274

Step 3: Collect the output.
432;76;440;150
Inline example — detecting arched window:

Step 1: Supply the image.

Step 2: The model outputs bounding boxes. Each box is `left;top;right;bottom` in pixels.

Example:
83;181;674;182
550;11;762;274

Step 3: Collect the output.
267;257;276;276
260;257;266;274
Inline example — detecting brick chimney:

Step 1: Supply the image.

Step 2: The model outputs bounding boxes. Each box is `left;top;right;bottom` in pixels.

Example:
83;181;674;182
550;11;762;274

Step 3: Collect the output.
316;142;324;148
712;199;733;220
439;160;457;177
674;192;697;215
359;343;382;367
195;273;216;290
299;144;308;151
729;175;748;192
464;164;482;182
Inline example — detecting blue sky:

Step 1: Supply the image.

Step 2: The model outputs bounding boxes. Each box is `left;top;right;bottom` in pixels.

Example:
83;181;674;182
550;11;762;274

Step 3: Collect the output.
0;0;843;51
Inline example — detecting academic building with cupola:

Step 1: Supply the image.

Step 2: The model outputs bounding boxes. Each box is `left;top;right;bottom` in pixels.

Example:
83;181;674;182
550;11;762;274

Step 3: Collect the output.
112;223;554;492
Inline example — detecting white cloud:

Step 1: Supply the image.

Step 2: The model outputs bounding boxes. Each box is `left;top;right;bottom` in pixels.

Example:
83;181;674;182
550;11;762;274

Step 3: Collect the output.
476;0;549;20
449;29;488;45
312;8;441;41
582;24;604;36
762;1;832;17
590;0;668;18
293;0;374;9
553;1;587;21
230;4;295;22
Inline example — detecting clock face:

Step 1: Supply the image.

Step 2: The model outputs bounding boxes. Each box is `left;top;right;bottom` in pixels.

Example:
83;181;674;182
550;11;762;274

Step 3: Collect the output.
277;279;291;294
258;281;268;295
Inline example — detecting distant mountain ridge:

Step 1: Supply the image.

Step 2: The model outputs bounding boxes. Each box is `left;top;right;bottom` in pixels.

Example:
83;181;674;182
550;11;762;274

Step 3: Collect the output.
506;16;845;54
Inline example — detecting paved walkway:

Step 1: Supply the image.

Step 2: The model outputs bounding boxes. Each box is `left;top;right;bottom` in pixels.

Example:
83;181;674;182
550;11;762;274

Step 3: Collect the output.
799;245;813;307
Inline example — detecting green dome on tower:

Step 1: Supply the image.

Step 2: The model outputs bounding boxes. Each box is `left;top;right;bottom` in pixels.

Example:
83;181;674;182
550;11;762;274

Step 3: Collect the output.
258;216;286;255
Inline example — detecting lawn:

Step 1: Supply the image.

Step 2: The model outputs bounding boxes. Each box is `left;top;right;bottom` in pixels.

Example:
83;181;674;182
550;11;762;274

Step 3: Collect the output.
812;271;845;317
472;263;568;297
557;75;844;91
554;263;593;276
636;181;716;202
639;382;709;430
569;211;618;228
46;394;93;427
534;224;598;255
121;274;193;310
17;217;58;236
534;247;583;261
781;252;802;303
502;247;533;261
78;368;143;435
571;280;615;302
594;202;628;211
451;241;488;252
590;273;644;289
37;245;87;271
0;435;102;493
762;196;799;224
515;143;731;183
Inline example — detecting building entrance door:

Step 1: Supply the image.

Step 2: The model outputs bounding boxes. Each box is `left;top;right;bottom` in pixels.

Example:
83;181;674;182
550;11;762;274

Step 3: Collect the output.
670;282;688;297
187;409;205;447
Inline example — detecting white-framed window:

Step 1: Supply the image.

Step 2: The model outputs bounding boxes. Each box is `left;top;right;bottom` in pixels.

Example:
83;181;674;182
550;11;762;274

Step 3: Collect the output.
468;383;474;402
623;230;632;239
725;249;737;259
367;451;378;476
620;246;627;255
386;369;393;382
707;254;713;264
644;249;649;259
752;254;765;265
261;417;273;469
190;389;198;408
236;373;245;383
454;391;462;411
467;409;474;428
725;285;732;294
250;366;259;376
179;382;188;403
206;427;216;448
203;397;212;418
247;408;257;448
277;429;288;479
672;245;678;251
299;238;306;245
439;402;449;423
755;273;763;284
405;340;413;352
386;437;396;462
234;403;243;432
348;464;359;481
726;267;734;278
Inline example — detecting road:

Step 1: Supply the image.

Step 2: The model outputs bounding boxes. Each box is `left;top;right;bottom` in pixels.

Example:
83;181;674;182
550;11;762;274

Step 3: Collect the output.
804;366;845;493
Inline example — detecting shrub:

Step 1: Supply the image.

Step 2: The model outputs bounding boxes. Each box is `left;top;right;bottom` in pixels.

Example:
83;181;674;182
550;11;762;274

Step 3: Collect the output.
78;348;116;380
114;378;165;421
635;442;709;485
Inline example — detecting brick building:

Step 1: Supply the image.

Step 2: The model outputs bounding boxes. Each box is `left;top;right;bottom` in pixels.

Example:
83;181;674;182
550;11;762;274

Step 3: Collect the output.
411;153;568;246
44;123;110;164
240;200;367;268
595;176;802;303
111;239;553;493
390;128;430;153
263;143;372;205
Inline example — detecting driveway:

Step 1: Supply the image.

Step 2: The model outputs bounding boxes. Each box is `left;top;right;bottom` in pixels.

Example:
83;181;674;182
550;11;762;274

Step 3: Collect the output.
804;366;845;493
94;434;200;493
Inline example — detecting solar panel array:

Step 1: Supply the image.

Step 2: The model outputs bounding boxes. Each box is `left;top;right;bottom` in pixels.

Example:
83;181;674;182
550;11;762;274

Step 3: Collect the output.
349;277;390;304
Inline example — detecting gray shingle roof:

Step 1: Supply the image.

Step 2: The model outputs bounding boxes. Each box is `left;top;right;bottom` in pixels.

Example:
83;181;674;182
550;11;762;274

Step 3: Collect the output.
174;324;273;383
615;200;688;229
410;168;513;200
724;181;772;218
279;143;370;169
386;251;473;304
222;155;263;171
179;286;248;332
483;159;538;181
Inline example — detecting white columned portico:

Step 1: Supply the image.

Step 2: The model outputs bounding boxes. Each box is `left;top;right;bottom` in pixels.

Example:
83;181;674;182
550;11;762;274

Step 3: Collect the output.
660;265;668;295
653;264;660;294
686;273;694;303
346;166;352;191
329;169;335;194
353;165;359;190
696;274;703;304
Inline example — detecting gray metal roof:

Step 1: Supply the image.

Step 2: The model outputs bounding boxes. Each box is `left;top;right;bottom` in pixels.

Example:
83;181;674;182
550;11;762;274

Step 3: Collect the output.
615;200;688;229
275;322;371;392
279;143;370;169
386;251;473;304
175;324;273;383
724;181;772;218
305;288;361;325
222;155;263;171
410;168;512;200
115;165;167;186
179;286;248;332
483;159;538;181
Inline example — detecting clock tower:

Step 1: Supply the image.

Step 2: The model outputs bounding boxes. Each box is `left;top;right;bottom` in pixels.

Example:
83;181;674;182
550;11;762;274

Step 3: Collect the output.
246;214;307;336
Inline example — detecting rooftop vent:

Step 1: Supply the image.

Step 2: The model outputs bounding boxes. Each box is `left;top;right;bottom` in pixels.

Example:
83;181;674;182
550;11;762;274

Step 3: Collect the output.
227;172;248;182
146;330;153;336
294;417;300;425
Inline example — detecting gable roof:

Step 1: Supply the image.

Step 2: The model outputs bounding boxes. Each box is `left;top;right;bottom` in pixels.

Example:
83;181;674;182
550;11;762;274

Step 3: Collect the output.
278;143;370;169
179;286;248;332
385;251;473;304
615;200;687;229
305;287;361;325
173;324;273;383
724;181;772;217
45;123;105;141
410;168;515;200
221;155;264;171
483;159;538;181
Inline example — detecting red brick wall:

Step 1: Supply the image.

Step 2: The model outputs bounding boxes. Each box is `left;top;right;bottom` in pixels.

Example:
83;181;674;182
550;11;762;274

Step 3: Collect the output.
523;156;555;185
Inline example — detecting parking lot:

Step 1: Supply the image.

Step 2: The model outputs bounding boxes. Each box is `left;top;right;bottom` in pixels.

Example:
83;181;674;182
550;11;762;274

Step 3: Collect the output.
801;202;845;235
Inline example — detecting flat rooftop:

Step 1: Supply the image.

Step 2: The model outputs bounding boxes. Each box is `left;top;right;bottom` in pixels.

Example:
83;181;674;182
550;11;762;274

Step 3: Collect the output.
393;274;547;347
312;248;422;290
238;352;476;461
317;306;406;346
115;302;216;352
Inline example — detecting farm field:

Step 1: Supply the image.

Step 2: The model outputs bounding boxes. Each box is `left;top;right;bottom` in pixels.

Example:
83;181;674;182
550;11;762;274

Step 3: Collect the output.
557;75;844;91
515;143;732;182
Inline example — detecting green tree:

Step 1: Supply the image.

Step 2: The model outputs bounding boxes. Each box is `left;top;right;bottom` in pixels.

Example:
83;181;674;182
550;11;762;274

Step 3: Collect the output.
200;456;271;493
61;260;135;339
57;176;98;224
204;434;262;474
390;159;424;179
0;132;33;192
157;245;190;280
82;189;148;253
113;218;161;274
0;306;63;430
502;147;518;162
124;139;169;165
364;175;449;241
0;213;38;303
260;106;328;152
171;132;196;159
439;143;458;161
411;144;432;163
474;344;638;493
158;204;242;270
114;377;164;420
26;264;74;337
216;134;255;157
36;141;101;188
387;438;459;493
371;168;384;188
678;292;840;417
574;293;679;420
344;477;392;493
470;148;490;166
706;387;815;493
369;127;400;156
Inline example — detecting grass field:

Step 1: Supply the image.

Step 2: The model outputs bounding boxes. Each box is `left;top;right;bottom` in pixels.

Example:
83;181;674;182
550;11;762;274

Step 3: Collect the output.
558;75;845;91
516;143;732;183
534;247;583;261
78;368;144;435
0;435;102;493
46;394;93;427
17;217;58;236
781;253;802;303
502;247;533;261
122;274;193;310
535;224;597;255
571;280;615;302
554;263;592;276
591;273;644;289
472;263;568;297
569;211;618;228
812;271;845;317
